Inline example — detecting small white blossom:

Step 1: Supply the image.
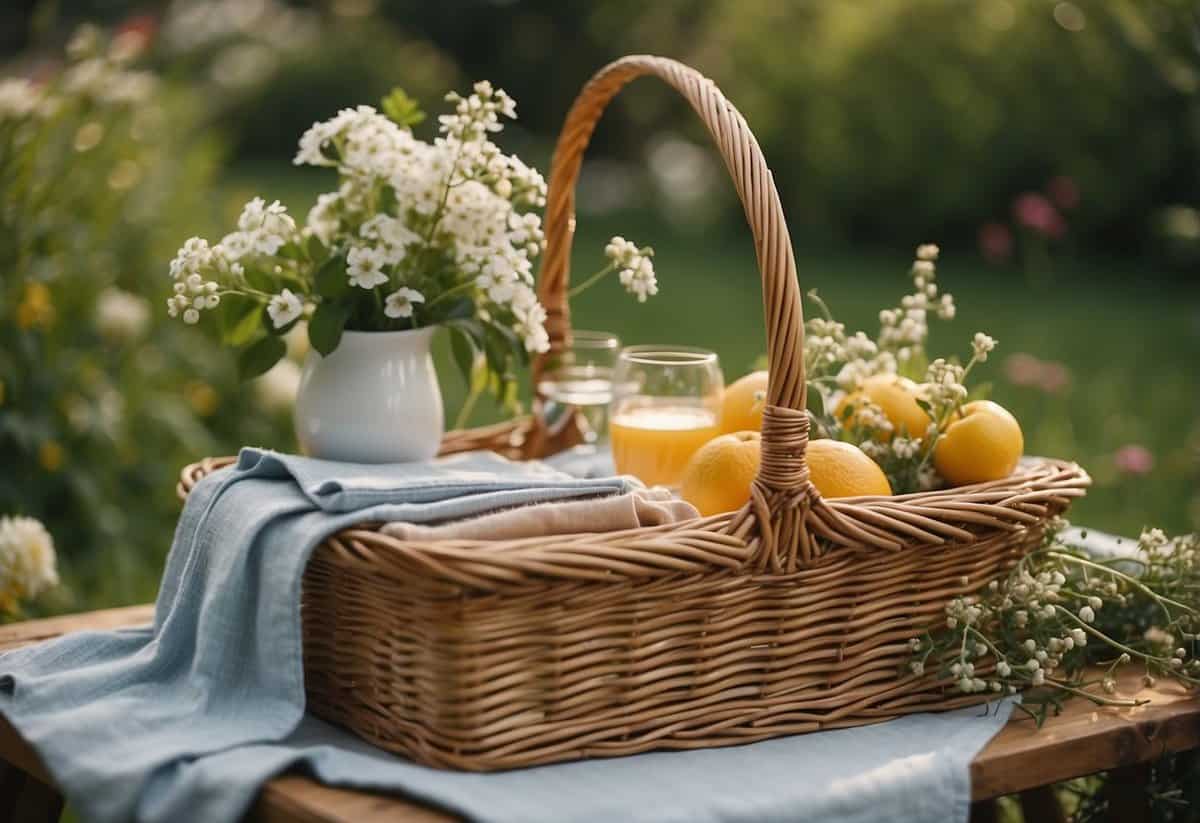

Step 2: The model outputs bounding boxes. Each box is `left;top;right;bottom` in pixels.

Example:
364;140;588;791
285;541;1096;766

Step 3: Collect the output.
1079;605;1095;623
0;78;42;119
232;197;296;257
911;260;935;278
971;332;997;362
384;287;425;319
95;288;150;342
267;289;305;329
346;246;389;289
916;243;940;261
606;237;659;303
0;515;58;607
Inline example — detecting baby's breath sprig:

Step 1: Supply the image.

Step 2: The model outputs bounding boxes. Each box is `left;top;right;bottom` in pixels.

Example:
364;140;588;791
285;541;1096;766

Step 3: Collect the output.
909;525;1200;725
568;236;659;303
799;244;997;493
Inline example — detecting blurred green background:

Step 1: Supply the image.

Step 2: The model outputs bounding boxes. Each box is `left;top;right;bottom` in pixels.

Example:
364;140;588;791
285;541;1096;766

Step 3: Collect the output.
1;0;1197;613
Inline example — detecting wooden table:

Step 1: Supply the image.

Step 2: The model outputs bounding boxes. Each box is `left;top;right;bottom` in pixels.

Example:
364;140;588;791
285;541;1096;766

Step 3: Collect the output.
1;606;1197;822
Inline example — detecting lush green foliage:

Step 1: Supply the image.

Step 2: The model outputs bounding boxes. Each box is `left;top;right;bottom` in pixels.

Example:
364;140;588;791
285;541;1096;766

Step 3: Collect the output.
0;32;291;612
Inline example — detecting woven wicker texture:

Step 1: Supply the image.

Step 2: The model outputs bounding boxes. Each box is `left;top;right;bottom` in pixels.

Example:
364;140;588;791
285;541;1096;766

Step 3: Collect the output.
178;55;1090;770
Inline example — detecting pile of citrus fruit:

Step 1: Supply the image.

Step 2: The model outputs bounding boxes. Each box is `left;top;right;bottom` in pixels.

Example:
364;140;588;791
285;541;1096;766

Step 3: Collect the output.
678;370;1024;517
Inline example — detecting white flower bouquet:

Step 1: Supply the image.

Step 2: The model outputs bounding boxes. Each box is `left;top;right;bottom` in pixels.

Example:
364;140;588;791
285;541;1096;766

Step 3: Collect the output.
166;82;655;410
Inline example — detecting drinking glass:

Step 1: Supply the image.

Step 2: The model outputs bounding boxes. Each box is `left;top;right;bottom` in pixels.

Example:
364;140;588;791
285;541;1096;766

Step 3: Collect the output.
536;330;622;447
609;345;724;488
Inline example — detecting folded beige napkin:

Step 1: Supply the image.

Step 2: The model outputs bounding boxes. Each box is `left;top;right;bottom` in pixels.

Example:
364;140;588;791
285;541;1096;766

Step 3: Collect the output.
380;488;699;541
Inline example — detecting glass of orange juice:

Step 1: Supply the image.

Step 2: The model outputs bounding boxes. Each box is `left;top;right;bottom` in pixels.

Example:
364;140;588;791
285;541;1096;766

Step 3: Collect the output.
609;346;724;488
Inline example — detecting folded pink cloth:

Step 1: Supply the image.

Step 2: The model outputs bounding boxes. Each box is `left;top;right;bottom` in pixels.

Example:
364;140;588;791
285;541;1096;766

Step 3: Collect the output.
380;488;698;541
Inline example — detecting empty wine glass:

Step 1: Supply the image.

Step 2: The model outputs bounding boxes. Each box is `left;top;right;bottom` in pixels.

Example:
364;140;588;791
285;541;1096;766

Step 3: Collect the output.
536;330;622;448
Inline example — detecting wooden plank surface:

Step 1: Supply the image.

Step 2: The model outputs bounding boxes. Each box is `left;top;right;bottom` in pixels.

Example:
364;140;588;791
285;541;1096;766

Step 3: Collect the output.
1;607;1197;821
970;668;1200;799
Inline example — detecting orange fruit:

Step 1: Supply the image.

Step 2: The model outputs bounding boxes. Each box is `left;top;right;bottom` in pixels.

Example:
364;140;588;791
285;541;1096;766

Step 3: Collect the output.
836;374;931;442
720;370;769;433
934;400;1024;486
680;431;761;516
806;439;893;498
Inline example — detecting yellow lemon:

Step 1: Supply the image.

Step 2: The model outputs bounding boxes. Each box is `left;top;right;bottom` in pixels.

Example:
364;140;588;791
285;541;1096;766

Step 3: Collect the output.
934;400;1024;486
720;370;769;433
680;431;761;517
836;374;931;442
806;439;893;498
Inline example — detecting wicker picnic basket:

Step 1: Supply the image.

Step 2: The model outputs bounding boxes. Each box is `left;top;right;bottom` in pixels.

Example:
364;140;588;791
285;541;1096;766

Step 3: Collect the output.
179;55;1090;771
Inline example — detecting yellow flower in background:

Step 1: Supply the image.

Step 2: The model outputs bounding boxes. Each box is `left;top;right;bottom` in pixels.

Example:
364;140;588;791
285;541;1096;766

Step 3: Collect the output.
0;515;59;614
38;441;65;473
184;381;219;417
16;282;56;331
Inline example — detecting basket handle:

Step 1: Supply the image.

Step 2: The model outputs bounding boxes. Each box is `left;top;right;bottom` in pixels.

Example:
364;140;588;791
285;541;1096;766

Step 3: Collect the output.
533;55;816;571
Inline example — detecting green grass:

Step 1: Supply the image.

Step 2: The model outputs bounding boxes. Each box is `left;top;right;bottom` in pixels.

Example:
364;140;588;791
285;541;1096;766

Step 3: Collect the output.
220;166;1200;539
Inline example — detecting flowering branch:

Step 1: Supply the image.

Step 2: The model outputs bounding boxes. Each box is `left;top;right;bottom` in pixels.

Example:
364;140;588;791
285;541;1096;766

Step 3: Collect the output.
910;526;1200;721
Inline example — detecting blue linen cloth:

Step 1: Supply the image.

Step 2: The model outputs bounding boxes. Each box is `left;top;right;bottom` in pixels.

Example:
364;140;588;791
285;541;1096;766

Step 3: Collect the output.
1;445;1018;823
0;447;635;822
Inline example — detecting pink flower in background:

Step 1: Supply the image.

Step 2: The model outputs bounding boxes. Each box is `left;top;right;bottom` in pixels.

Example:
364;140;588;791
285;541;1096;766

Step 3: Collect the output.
1037;361;1071;394
115;14;159;54
1113;445;1155;476
978;221;1014;263
1003;353;1072;394
1013;192;1066;239
1003;353;1043;387
1046;176;1080;211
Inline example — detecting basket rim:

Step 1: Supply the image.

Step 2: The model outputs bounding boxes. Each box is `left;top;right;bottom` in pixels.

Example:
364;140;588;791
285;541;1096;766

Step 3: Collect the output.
177;453;1089;590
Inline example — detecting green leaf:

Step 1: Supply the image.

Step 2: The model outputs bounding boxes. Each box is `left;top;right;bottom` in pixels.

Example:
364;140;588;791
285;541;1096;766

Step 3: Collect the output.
484;319;527;365
448;325;477;388
439;297;475;322
445;317;485;350
305;233;328;262
242;266;276;293
276;241;304;261
309;301;351;356
481;322;511;377
237;334;286;380
217;294;263;346
805;382;826;417
381;87;426;128
314;253;350;299
967;381;993;402
377;185;398;215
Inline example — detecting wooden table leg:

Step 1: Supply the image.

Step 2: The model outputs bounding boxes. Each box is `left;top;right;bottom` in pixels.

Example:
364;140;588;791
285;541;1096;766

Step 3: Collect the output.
1018;785;1066;823
968;798;997;823
0;760;62;823
1103;762;1151;822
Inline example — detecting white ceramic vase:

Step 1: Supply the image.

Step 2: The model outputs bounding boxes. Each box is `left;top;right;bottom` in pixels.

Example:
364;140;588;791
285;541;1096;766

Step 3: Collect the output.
294;327;444;463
